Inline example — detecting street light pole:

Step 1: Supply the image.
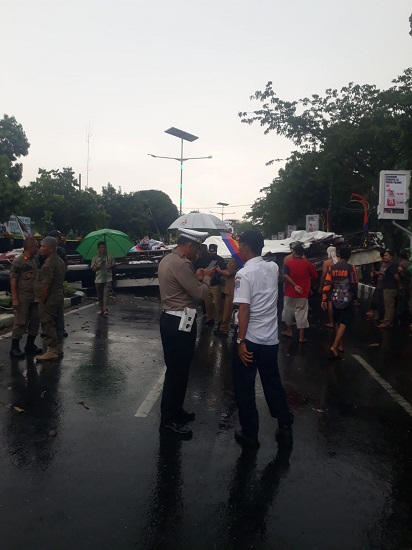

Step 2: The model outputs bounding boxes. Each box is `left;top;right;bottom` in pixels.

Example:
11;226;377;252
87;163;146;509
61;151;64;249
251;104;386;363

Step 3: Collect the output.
217;202;229;220
148;127;212;216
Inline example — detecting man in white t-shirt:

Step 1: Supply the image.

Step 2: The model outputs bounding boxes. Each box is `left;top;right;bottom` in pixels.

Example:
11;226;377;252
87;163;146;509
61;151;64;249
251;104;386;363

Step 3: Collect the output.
233;230;294;448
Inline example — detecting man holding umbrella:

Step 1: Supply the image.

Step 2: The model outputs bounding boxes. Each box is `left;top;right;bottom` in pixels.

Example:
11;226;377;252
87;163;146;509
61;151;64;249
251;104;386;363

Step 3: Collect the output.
91;242;115;315
77;228;134;315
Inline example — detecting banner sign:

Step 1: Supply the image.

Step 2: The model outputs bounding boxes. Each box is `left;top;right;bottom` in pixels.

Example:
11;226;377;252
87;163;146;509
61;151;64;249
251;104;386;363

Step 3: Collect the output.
378;170;410;220
287;225;297;237
0;216;32;236
306;215;319;232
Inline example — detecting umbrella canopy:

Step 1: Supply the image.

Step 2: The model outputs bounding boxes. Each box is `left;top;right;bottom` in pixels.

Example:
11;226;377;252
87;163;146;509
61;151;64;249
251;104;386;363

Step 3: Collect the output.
76;229;134;260
220;232;244;268
168;212;228;231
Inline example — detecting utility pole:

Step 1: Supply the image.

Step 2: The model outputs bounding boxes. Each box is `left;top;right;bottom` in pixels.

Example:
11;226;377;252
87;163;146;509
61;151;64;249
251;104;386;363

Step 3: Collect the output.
86;124;92;189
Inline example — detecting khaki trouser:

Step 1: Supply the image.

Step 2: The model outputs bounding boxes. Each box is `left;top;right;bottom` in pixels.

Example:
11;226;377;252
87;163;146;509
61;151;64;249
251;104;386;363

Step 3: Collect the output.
220;293;234;333
383;288;397;325
39;303;62;352
12;301;40;340
204;283;223;322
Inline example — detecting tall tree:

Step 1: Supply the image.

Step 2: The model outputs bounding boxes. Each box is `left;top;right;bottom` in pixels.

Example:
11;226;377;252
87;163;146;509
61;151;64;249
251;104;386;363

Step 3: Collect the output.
239;69;412;233
23;168;108;234
0;115;30;221
99;185;178;240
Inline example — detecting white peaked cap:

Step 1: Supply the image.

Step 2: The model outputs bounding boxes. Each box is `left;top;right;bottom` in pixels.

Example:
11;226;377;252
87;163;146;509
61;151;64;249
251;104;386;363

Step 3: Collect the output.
178;228;209;243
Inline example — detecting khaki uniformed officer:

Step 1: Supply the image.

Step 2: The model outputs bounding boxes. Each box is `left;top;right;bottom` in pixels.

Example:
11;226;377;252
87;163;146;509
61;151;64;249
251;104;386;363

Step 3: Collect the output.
9;237;43;358
158;228;215;438
35;236;66;361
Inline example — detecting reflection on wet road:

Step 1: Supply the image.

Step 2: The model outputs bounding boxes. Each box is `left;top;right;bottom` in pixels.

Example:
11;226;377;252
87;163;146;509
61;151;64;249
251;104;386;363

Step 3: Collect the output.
0;295;411;549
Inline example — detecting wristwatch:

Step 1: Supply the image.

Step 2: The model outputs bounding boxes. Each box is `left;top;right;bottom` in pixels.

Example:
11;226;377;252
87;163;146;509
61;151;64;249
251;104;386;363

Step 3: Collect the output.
236;338;245;345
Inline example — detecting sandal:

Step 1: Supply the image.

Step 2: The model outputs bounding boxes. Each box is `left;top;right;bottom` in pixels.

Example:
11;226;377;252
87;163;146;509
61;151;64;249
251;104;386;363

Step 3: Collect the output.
97;309;102;315
103;309;108;315
281;331;293;338
328;348;340;360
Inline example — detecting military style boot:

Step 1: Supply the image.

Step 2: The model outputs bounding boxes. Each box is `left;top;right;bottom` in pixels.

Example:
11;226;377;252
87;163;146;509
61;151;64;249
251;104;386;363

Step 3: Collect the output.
25;335;43;355
35;347;59;361
10;339;25;359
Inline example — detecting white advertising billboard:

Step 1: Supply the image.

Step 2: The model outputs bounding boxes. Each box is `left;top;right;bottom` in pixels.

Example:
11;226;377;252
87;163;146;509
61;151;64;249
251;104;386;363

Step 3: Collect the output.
306;215;319;232
378;170;410;220
287;225;297;237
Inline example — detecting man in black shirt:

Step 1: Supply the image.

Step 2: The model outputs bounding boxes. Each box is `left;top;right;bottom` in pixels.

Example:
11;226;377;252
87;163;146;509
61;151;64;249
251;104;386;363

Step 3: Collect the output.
377;249;400;328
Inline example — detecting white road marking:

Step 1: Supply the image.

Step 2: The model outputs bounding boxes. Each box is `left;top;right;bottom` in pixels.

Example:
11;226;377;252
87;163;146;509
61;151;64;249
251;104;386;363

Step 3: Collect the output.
352;354;412;417
0;302;96;341
134;372;165;417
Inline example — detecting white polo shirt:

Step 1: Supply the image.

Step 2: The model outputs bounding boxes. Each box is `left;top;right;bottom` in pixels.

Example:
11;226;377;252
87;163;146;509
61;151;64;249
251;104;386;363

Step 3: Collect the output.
234;256;279;345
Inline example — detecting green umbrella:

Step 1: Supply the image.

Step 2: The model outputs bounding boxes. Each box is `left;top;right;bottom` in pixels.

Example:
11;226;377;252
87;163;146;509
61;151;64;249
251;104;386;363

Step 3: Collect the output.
76;228;134;260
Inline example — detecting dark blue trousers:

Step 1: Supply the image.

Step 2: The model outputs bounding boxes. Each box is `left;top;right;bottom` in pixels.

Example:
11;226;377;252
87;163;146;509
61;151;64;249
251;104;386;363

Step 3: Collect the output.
160;312;197;423
232;339;293;438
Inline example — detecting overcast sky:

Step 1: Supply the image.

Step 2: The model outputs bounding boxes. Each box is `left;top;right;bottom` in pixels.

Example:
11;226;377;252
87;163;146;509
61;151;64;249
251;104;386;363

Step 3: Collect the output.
3;0;412;221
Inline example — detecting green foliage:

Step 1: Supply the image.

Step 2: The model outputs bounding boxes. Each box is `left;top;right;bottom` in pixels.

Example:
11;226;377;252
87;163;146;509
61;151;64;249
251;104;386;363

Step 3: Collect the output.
63;281;76;297
239;69;412;234
22;168;108;234
0;114;30;221
233;220;255;234
99;184;178;240
0;295;12;310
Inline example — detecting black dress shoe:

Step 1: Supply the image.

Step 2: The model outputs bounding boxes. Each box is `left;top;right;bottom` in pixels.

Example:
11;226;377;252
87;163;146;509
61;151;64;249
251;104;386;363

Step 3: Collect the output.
276;426;293;448
177;410;196;423
235;429;260;448
205;319;215;326
160;422;193;439
10;347;25;359
58;331;68;338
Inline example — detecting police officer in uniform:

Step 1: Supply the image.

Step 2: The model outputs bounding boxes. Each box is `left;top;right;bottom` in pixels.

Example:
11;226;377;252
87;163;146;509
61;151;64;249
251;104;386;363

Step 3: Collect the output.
35;236;66;361
9;237;43;358
158;229;215;437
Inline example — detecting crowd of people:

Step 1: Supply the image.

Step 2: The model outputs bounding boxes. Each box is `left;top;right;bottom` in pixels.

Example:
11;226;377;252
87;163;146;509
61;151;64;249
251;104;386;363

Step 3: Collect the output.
156;228;365;448
366;249;412;331
7;226;411;449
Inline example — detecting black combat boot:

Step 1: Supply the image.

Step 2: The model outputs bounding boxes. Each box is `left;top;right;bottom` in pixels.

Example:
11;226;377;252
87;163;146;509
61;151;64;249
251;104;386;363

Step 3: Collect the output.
10;339;25;359
25;335;43;355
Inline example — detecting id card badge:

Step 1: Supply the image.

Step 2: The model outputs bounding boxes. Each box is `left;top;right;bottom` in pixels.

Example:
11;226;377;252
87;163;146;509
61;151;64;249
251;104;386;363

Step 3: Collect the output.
178;307;197;332
233;309;239;327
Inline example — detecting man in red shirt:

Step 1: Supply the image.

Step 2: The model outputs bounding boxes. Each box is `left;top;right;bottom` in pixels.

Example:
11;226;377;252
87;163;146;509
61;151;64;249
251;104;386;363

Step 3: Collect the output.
283;244;318;343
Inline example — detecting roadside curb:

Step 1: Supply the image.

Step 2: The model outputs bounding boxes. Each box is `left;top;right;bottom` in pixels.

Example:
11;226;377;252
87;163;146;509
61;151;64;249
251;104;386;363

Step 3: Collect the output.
0;291;85;330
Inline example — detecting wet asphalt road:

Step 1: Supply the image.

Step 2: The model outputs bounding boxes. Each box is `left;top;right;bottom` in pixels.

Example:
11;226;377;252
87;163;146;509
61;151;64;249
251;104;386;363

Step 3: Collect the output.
0;292;412;550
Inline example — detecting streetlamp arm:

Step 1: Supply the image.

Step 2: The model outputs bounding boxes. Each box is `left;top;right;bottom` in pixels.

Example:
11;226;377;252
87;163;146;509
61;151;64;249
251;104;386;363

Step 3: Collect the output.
148;154;212;162
147;154;181;161
183;156;213;161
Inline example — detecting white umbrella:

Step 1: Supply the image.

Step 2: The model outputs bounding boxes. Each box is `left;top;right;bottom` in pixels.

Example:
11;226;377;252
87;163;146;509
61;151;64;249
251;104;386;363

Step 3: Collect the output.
168;212;228;231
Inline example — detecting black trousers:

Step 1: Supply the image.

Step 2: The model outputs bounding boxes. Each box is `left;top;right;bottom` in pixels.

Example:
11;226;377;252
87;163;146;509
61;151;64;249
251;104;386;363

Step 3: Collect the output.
160;312;197;423
232;339;293;438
